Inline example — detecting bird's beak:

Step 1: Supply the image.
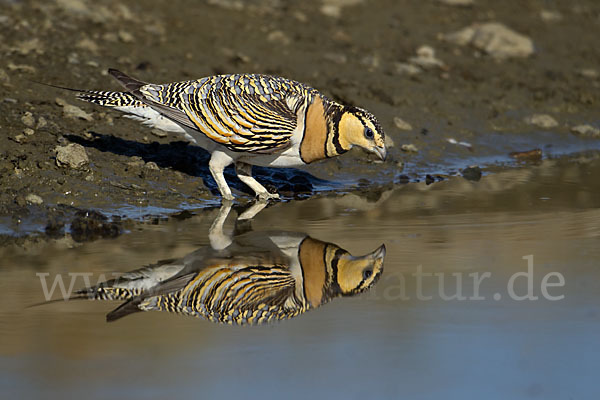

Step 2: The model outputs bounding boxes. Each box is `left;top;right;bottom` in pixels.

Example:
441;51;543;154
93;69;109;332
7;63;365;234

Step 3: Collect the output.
374;145;387;161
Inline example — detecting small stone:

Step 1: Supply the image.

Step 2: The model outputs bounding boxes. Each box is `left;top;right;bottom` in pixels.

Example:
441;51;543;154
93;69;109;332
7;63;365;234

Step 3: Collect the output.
0;68;9;84
385;135;395;148
67;52;80;64
267;30;291;45
102;32;119;42
3;98;17;103
395;62;421;76
397;174;410;184
55;143;90;169
425;174;435;185
444;22;534;59
540;10;563;22
118;30;135;43
23;128;35;136
206;0;244;10
36;116;48;129
394;117;413;131
360;54;380;69
524;114;558;129
293;11;307;22
571;124;600;137
461;165;482;181
12;38;44;56
151;129;167;138
25;194;43;205
408;45;445;69
577;69;599;80
76;38;100;53
21;112;35;127
323;53;347;64
320;0;364;18
12;134;27;143
400;144;419;153
437;0;474;5
7;63;36;73
145;161;160;170
56;97;93;121
56;0;89;15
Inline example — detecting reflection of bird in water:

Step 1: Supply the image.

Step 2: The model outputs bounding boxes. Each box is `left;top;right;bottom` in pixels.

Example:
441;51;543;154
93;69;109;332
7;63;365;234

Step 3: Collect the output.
76;204;385;325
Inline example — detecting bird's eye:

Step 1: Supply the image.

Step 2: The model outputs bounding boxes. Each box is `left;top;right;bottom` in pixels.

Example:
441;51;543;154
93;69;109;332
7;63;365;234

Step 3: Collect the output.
363;269;373;280
364;127;374;139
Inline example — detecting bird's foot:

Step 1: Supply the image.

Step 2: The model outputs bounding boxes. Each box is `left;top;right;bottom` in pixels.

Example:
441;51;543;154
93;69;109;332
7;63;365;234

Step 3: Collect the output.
256;191;280;201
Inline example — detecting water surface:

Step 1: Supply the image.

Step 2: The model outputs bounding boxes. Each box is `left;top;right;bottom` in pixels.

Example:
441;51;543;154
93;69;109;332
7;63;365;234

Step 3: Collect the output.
1;155;599;399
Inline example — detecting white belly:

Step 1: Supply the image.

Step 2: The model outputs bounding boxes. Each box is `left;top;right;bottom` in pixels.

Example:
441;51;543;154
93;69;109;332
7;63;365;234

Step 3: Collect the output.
116;102;308;168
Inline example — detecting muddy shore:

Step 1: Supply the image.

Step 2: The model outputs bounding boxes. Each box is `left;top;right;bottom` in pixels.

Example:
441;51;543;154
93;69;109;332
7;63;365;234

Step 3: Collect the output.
1;0;599;240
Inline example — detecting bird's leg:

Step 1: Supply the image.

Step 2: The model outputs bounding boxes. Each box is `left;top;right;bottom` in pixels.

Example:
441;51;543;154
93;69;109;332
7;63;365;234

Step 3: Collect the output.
237;200;269;220
209;151;235;201
209;201;233;250
235;161;280;200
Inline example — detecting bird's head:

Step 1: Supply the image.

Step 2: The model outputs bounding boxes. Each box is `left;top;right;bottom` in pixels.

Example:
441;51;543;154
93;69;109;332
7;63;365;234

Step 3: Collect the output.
335;244;386;295
337;107;387;161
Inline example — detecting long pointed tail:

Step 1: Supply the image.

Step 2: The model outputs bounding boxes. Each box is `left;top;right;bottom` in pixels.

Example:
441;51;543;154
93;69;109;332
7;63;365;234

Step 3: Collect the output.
33;79;145;108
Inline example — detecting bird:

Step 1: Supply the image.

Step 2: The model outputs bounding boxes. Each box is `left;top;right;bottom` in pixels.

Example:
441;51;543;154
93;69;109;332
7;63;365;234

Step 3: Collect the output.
68;69;387;201
66;204;386;325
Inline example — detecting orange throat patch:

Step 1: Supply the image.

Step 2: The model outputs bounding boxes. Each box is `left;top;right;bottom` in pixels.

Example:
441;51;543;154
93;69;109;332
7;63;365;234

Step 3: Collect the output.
300;95;328;164
298;237;328;307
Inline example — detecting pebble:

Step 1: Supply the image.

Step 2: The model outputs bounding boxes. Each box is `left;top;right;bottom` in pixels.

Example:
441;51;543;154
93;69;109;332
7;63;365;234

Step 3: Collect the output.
118;30;135;43
394;117;413;131
25;194;44;205
56;97;94;121
206;0;244;10
56;0;89;15
267;30;291;45
461;165;482;181
12;38;44;56
444;22;534;59
23;128;35;136
55;143;90;169
145;161;160;170
76;38;100;53
540;10;563;22
395;62;421;76
12;134;27;144
577;69;598;80
524;114;558;129
8;63;36;73
36;116;48;129
360;54;380;70
400;144;419;153
21;112;35;127
408;45;445;69
320;0;364;18
571;124;600;137
385;135;394;148
0;68;10;84
323;53;348;64
437;0;473;5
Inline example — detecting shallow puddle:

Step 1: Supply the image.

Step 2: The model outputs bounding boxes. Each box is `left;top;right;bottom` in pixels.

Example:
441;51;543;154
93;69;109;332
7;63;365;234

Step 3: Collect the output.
1;154;599;399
